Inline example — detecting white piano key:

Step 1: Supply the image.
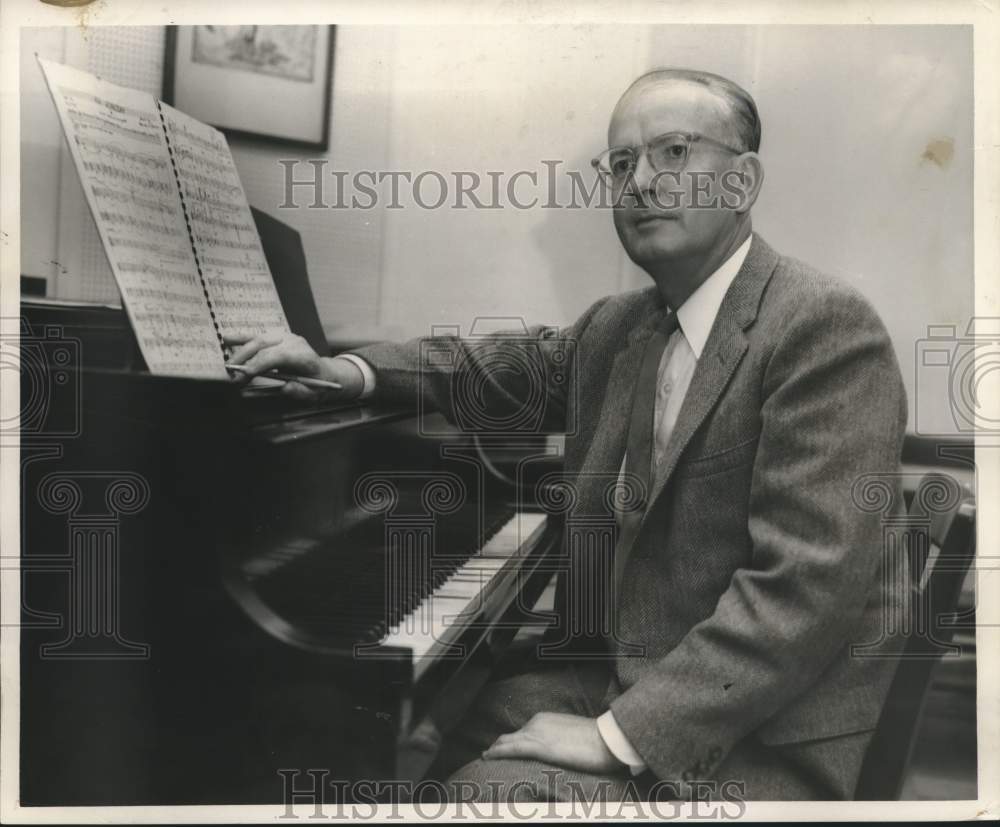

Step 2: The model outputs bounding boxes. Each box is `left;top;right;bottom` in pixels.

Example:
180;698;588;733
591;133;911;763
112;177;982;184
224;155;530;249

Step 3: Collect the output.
381;511;547;677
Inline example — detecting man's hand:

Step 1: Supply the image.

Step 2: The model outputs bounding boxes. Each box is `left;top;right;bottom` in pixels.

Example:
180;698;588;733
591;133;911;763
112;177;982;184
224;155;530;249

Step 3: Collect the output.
226;334;366;401
482;713;624;775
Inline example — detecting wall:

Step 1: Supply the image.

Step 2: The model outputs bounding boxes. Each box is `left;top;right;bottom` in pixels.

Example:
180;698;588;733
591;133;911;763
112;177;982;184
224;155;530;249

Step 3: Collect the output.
20;25;973;430
228;26;395;340
745;25;972;438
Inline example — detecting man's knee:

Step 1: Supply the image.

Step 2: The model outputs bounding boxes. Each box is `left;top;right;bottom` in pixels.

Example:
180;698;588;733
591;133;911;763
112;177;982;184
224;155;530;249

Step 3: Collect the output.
446;758;556;803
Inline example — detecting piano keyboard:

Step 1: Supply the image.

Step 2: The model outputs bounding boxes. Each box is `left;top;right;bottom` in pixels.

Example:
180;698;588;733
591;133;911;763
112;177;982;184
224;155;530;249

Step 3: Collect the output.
382;511;547;678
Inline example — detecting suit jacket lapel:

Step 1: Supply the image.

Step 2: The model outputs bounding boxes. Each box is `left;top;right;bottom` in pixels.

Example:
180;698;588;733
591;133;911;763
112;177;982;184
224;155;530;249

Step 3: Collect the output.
639;233;780;524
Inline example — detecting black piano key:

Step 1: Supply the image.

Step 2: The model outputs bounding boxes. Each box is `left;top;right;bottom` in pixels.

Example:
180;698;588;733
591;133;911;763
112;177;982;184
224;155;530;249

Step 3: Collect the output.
249;499;521;645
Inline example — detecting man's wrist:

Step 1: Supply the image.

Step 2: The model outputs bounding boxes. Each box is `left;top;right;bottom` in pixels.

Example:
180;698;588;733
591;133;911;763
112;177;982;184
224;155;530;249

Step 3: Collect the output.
591;718;622;768
596;711;647;776
334;354;376;399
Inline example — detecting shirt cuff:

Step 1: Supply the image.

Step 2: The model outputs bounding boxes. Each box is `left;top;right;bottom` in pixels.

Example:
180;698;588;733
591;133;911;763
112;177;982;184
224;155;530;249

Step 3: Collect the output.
335;354;376;400
597;710;647;776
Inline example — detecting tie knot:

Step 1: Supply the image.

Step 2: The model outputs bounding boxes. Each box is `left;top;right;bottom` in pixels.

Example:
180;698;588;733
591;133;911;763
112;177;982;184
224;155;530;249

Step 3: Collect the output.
660;312;680;337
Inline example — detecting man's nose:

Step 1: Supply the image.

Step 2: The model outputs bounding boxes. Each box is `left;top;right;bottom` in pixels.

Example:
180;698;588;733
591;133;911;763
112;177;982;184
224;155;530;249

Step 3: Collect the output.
629;150;657;197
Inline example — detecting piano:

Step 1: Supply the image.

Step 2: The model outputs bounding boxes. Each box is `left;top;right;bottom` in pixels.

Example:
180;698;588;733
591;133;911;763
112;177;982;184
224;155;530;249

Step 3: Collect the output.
17;210;564;806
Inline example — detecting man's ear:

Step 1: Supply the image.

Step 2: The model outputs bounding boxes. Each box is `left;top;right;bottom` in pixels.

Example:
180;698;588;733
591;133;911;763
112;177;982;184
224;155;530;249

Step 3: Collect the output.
722;153;764;214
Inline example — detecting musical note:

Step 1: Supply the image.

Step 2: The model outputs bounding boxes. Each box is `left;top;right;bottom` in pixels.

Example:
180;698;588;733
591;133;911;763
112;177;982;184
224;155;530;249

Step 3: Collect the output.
81;160;174;193
200;253;268;271
98;210;184;239
74;135;169;170
126;287;206;305
117;260;203;283
174;167;243;197
187;202;255;235
91;184;179;217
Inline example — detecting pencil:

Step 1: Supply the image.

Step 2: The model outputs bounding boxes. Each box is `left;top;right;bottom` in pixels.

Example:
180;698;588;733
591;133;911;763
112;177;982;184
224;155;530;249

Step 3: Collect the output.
225;364;343;390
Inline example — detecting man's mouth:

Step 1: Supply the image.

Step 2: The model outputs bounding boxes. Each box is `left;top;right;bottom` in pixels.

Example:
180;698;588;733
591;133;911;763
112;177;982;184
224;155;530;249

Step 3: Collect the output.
633;212;678;227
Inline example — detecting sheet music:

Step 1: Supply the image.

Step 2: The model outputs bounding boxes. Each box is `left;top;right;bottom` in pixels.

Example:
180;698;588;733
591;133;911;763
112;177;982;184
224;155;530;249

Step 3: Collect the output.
37;58;228;379
158;103;290;344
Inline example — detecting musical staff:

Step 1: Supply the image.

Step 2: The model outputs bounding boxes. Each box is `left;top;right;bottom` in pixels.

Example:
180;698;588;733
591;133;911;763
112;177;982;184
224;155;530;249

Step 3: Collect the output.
193;232;261;252
81;160;174;193
74;135;169;170
99;211;184;239
172;144;233;176
173;167;243;198
91;184;179;217
211;297;291;312
133;310;217;329
117;260;204;284
200;254;268;271
127;287;207;306
187;203;255;235
107;236;180;255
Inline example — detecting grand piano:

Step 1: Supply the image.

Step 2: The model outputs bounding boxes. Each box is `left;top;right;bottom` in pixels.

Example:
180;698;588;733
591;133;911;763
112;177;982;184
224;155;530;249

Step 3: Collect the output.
17;209;565;805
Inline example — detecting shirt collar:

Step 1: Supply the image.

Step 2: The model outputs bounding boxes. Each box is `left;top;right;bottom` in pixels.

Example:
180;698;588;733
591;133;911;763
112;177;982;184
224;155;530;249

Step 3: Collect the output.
674;235;752;359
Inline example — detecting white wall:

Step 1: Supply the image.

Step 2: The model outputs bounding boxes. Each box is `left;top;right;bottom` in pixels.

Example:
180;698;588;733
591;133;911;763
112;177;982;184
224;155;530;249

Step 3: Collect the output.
228;26;395;339
375;25;649;338
20;25;973;430
746;25;972;437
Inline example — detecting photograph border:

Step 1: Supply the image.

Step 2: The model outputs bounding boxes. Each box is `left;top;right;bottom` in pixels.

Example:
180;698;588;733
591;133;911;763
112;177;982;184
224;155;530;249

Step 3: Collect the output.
1;0;997;823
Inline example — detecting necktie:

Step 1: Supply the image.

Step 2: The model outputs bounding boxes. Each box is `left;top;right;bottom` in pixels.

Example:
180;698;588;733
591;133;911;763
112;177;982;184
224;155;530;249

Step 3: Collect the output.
613;311;680;587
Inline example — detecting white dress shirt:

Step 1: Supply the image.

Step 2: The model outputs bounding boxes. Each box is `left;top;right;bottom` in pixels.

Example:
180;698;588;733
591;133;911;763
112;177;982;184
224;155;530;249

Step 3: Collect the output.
337;353;377;398
335;235;752;775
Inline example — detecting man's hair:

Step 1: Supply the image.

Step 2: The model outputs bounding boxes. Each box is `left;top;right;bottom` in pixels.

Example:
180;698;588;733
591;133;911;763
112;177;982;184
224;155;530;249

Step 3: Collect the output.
615;68;761;154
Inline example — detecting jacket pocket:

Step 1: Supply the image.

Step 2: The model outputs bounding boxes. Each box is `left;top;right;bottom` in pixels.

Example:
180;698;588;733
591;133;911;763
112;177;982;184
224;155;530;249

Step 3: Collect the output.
756;684;883;745
675;435;759;479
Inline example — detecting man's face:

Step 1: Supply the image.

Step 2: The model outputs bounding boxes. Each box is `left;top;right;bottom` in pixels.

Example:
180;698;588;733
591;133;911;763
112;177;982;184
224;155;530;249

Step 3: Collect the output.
609;81;743;268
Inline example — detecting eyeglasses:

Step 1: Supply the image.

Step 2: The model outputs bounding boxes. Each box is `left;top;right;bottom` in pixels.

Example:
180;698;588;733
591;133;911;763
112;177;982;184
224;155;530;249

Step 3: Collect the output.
591;132;743;185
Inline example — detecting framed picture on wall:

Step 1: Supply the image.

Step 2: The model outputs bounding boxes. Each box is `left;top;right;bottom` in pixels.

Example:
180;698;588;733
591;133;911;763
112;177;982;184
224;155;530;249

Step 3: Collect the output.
163;25;334;150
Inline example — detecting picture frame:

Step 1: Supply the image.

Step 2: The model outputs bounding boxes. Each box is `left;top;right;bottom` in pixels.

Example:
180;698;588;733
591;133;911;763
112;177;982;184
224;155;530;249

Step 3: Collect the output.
163;25;334;150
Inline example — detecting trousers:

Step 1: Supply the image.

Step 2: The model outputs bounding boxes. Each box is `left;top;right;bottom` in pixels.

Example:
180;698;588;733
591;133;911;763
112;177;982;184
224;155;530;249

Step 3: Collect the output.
430;655;870;803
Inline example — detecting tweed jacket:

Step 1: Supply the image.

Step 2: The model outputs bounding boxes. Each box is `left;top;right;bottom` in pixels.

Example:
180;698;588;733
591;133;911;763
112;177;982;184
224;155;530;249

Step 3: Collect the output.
354;233;909;795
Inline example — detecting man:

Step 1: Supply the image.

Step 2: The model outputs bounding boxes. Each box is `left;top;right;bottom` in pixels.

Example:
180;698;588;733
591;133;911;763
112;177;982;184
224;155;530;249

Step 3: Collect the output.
230;68;908;801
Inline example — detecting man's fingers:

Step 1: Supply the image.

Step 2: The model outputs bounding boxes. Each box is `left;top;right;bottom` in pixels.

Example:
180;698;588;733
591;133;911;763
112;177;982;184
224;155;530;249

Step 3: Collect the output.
280;380;318;401
482;738;535;761
484;732;514;751
228;335;283;365
241;346;302;378
482;729;546;761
